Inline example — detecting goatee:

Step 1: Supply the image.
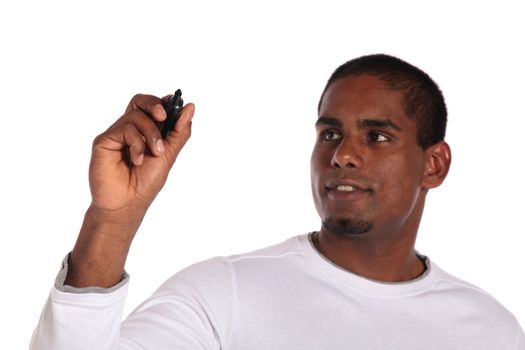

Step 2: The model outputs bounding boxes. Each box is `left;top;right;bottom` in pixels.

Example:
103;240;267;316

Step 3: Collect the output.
322;216;373;237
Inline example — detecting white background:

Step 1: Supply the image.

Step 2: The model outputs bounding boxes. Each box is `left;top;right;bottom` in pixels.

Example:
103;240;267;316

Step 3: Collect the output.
1;1;524;348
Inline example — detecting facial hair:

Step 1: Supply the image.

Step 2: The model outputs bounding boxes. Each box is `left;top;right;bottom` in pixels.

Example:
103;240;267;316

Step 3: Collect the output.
322;216;373;237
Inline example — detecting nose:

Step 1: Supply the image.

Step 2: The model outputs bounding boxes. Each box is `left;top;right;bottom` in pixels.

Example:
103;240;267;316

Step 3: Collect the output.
330;137;364;169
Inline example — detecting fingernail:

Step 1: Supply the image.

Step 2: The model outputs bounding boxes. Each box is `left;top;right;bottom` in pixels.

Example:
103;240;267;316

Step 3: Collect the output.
136;154;144;165
155;138;165;153
155;104;167;119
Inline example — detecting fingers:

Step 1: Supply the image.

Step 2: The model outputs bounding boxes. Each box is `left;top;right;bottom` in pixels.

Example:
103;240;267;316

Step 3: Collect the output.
174;103;195;134
163;103;195;166
95;94;194;168
126;109;165;155
92;122;146;167
122;123;146;166
125;94;167;123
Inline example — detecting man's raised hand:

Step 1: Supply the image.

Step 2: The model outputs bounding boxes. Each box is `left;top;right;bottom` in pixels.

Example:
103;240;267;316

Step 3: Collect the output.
65;93;194;288
89;93;194;212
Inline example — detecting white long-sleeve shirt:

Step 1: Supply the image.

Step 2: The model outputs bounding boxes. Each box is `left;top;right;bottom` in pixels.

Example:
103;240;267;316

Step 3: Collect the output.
31;233;525;349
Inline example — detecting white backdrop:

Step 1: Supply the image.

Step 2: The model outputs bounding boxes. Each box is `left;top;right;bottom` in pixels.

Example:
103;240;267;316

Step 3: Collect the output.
1;1;524;348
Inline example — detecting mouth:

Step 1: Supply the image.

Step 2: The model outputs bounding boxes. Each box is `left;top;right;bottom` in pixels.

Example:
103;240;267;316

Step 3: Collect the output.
325;179;369;191
324;180;371;200
335;185;358;192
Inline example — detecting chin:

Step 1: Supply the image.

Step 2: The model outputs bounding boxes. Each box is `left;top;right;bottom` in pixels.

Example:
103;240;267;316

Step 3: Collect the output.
322;216;373;237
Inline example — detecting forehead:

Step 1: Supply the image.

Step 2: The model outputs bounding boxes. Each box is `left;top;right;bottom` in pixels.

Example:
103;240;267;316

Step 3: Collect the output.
319;74;410;125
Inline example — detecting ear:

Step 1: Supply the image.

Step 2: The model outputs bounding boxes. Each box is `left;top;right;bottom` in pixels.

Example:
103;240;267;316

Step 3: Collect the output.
422;141;451;190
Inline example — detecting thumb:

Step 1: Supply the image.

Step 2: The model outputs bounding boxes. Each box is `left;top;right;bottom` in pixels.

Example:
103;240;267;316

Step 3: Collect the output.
163;103;195;166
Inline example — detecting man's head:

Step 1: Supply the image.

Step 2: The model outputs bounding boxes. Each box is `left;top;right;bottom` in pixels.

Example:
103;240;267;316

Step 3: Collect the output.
311;54;451;239
318;54;447;150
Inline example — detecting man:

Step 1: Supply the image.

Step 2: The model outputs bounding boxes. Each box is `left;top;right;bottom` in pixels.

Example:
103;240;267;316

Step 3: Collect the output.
31;54;524;349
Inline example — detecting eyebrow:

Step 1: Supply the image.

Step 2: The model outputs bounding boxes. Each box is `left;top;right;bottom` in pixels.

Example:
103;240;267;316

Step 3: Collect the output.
315;116;342;128
359;118;402;132
315;116;402;132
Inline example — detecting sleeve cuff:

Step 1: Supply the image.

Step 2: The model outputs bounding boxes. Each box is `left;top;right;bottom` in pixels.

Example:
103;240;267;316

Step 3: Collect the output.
54;253;130;294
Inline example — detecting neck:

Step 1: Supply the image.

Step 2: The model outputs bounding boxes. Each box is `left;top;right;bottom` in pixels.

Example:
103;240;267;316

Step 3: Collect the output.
312;228;425;283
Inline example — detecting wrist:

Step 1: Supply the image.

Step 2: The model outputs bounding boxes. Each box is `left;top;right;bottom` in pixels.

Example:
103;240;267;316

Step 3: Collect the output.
65;204;147;288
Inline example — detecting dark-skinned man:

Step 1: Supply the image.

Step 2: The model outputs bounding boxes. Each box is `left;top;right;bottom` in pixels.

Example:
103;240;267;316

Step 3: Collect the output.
31;54;524;349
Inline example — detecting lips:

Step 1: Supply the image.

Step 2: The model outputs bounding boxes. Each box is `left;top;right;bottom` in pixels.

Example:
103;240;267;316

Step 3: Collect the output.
324;179;371;200
325;179;369;191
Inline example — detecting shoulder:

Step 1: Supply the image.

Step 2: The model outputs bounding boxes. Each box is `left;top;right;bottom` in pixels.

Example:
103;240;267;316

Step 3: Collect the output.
433;263;513;313
431;261;523;339
158;234;304;293
228;234;304;263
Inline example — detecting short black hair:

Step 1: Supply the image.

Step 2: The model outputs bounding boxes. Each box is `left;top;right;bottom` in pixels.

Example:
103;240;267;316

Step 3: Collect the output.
318;54;447;149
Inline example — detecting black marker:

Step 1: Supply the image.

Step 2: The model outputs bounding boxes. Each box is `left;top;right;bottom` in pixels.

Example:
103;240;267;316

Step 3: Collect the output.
161;89;184;138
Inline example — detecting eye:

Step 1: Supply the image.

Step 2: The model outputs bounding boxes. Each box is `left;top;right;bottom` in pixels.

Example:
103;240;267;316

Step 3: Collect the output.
321;129;342;141
369;132;390;142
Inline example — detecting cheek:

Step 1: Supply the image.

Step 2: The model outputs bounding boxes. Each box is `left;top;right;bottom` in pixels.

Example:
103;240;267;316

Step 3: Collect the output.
310;147;319;180
310;146;327;181
310;146;329;213
376;156;425;205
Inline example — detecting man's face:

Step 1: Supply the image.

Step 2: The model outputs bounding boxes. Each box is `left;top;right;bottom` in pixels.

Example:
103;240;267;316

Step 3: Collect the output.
311;74;429;237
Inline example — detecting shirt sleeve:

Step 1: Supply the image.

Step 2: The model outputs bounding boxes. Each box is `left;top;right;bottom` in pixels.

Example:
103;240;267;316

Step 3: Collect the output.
119;257;235;349
30;270;129;350
54;253;129;294
30;256;235;350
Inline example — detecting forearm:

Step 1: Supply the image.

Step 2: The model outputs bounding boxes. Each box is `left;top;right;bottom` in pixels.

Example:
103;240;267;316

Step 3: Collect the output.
65;204;146;288
31;94;196;349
